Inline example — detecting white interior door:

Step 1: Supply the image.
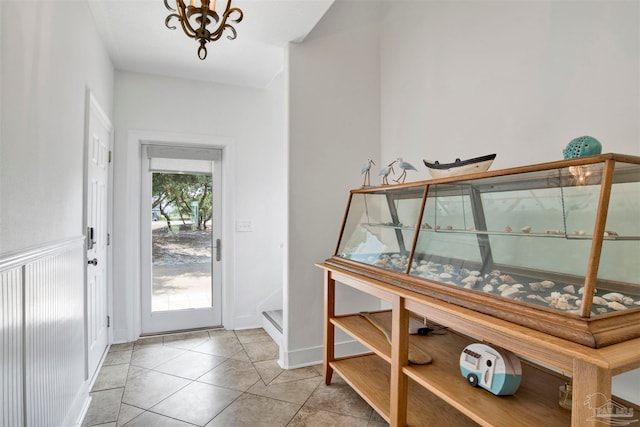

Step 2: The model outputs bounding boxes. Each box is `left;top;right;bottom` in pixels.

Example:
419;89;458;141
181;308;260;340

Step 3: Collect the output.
140;145;223;334
85;93;112;378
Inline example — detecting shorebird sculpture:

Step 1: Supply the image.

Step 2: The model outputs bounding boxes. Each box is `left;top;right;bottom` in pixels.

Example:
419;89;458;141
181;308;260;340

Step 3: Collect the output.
379;160;396;185
394;158;417;183
361;159;375;187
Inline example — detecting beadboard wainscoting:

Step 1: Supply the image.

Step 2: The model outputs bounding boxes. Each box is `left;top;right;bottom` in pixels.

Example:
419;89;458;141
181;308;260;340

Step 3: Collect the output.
1;238;89;427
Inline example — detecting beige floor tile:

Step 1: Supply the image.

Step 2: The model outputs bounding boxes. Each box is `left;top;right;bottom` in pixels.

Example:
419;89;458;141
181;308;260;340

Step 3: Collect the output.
122;369;190;409
205;394;300;427
153;349;226;380
83;388;124;426
92;364;130;391
151;381;242;425
116;404;145;427
121;411;194;426
271;366;320;385
103;350;132;366
130;345;185;369
163;330;211;350
287;407;369;427
133;336;164;348
192;335;244;358
247;376;322;405
243;340;279;362
253;359;284;384
197;358;260;391
109;342;134;352
228;349;251;362
235;329;272;344
304;382;373;420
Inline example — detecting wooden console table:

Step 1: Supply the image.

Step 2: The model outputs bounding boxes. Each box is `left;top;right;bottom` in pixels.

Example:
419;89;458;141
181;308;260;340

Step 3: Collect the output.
318;263;640;427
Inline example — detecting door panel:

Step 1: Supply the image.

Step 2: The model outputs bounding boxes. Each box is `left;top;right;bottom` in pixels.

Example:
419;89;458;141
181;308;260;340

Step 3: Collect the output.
85;95;112;378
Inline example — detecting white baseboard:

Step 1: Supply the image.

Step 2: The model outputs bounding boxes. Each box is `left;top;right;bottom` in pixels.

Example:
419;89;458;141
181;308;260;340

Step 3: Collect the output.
281;339;369;369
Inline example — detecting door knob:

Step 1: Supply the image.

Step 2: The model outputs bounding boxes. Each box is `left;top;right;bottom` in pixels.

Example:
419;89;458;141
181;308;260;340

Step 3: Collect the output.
88;258;98;266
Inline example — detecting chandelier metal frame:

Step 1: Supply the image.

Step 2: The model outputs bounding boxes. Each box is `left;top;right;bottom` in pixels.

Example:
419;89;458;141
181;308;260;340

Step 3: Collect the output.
164;0;244;60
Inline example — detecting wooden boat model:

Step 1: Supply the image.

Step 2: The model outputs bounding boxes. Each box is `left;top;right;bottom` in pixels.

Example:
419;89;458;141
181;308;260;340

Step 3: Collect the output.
423;153;497;178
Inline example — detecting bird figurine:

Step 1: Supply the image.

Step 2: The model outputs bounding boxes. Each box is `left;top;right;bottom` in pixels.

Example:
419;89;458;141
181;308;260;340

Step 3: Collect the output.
361;159;375;187
379;160;396;185
394;158;417;183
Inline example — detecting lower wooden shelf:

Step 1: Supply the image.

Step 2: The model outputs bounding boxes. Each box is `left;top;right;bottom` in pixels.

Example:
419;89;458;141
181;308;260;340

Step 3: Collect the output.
332;311;572;427
331;355;478;426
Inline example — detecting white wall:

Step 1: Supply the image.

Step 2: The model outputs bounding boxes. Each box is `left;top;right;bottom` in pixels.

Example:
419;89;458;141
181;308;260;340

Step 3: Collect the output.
112;71;285;341
0;1;114;254
380;0;640;171
285;1;383;367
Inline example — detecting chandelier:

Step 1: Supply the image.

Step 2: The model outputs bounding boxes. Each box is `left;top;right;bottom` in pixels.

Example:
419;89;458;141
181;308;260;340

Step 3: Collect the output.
164;0;244;60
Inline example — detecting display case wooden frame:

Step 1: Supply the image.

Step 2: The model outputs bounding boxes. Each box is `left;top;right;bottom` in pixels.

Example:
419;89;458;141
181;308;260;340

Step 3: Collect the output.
325;154;640;348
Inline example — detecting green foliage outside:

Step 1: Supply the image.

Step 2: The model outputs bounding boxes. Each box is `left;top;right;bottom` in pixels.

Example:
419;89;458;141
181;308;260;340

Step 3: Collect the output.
152;173;212;230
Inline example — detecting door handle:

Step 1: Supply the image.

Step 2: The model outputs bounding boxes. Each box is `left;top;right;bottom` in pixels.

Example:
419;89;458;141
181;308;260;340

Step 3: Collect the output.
88;258;98;266
215;239;221;261
87;227;96;250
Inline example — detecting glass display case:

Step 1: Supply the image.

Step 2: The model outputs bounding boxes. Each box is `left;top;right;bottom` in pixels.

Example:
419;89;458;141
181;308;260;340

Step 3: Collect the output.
327;153;640;348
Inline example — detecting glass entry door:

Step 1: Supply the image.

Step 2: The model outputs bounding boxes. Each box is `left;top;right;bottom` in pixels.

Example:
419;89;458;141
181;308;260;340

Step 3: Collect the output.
141;145;222;334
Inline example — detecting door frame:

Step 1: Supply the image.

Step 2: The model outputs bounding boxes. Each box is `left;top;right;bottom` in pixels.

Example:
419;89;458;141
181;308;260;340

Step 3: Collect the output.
120;130;236;342
83;90;114;379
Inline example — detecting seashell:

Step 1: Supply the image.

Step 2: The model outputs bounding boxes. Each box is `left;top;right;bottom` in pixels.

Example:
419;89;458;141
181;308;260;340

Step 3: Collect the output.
622;297;634;306
555;300;573;310
563;285;576;294
443;264;455;273
530;282;544;291
464;283;475;289
497;284;511;292
439;273;452;279
501;288;520;299
596;307;608;315
602;292;624;302
462;275;480;284
545;229;563;235
467;226;476;231
634;301;640;306
527;294;547;303
592;296;608;306
573;230;586;236
500;274;517;284
520;226;531;233
419;260;428;265
490;278;501;286
512;284;524;289
563;294;579;300
604;230;618;237
489;270;501;276
607;301;628;311
482;284;494;293
504;226;512;232
416;265;431;273
470;270;481;276
541;280;555;289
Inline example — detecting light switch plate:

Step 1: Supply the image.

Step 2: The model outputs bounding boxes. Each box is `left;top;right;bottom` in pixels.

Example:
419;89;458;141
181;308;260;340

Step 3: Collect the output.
236;220;253;232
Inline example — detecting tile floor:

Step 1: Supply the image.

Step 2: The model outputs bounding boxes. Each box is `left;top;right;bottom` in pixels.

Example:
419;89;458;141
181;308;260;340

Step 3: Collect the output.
83;328;388;427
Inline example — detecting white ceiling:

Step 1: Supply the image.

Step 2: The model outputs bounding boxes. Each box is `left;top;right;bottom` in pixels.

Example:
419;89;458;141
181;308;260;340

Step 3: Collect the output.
88;0;334;88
